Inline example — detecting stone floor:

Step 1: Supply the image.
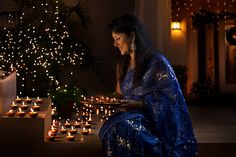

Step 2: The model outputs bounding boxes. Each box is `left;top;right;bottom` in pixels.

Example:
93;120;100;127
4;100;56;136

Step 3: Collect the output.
1;105;236;157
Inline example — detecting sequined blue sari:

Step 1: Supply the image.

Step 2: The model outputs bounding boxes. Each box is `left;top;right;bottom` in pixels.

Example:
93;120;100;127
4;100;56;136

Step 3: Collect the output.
99;54;198;157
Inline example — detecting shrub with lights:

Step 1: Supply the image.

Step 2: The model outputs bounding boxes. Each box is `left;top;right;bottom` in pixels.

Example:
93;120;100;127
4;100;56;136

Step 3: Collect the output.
0;0;89;97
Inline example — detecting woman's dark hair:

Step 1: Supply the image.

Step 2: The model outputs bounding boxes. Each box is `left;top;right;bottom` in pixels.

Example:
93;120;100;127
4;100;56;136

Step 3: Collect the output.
109;14;155;86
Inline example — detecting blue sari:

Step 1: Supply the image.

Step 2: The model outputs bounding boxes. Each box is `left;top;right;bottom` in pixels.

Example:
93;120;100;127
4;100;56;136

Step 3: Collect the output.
99;54;198;157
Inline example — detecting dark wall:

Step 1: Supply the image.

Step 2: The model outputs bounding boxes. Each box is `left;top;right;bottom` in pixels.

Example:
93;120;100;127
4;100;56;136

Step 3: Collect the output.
67;0;135;95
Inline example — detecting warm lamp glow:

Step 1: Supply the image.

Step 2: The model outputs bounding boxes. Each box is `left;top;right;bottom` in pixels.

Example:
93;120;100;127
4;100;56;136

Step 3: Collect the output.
171;21;181;30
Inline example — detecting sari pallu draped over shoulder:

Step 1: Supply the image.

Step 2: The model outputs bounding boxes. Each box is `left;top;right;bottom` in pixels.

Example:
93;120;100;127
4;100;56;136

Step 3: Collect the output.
99;54;198;157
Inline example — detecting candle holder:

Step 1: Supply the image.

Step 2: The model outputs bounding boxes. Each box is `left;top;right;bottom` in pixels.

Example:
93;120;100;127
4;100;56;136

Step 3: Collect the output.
35;97;43;103
84;122;92;128
59;127;67;134
46;131;55;141
19;102;28;110
16;109;26;117
32;103;40;111
24;96;32;103
74;121;81;128
87;118;93;124
64;121;71;128
10;102;18;110
66;133;75;141
5;109;15;117
29;108;38;118
15;96;22;103
69;127;77;134
81;128;89;135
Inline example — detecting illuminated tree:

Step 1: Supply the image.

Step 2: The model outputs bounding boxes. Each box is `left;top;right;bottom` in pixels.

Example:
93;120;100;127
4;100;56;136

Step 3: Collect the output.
0;0;89;97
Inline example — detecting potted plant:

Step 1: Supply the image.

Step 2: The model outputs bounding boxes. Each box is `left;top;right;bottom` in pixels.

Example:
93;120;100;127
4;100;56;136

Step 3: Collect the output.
50;85;84;119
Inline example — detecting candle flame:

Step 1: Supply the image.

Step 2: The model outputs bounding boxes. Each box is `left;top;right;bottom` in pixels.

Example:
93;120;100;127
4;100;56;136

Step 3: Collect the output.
30;108;34;112
19;108;22;112
34;103;37;106
48;130;52;136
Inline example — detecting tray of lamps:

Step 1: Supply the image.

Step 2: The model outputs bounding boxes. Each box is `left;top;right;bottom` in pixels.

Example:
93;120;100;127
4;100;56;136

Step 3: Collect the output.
80;96;122;106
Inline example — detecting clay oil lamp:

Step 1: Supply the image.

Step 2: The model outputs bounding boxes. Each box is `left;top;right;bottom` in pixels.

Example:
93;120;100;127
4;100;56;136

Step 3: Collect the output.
46;130;55;141
15;96;22;103
35;97;43;103
10;102;18;110
74;120;81;128
29;108;38;118
87;116;93;124
64;120;71;128
66;132;75;141
32;102;40;111
49;125;58;136
24;96;32;103
5;109;15;117
68;126;77;134
84;121;91;128
19;102;28;110
16;108;26;117
81;127;89;135
59;126;67;134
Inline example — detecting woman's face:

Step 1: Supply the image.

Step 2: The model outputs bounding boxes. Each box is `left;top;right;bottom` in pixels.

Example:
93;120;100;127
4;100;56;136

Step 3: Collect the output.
112;32;132;55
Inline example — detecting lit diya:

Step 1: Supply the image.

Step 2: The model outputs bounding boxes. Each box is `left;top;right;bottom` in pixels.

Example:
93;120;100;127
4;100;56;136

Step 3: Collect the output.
35;97;43;103
46;130;55;141
74;121;81;128
68;126;77;134
5;109;15;117
29;108;38;118
15;96;22;103
32;102;40;111
66;132;75;141
24;96;32;103
64;120;71;128
81;127;89;135
49;126;58;136
84;121;92;128
19;102;28;110
59;126;67;134
10;102;18;110
16;108;26;117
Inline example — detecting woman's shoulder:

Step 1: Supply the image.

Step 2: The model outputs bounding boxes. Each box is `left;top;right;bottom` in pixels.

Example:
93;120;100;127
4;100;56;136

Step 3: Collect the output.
149;52;171;69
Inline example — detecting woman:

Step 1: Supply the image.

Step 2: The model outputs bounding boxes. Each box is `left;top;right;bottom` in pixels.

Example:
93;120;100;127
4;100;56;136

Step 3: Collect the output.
99;14;198;157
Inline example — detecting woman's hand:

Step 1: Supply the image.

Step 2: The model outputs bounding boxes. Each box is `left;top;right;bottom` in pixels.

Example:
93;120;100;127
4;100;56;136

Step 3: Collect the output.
119;99;145;112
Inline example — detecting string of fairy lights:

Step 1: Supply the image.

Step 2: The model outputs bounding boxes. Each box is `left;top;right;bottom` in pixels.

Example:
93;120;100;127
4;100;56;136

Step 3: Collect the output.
0;0;87;96
171;0;236;26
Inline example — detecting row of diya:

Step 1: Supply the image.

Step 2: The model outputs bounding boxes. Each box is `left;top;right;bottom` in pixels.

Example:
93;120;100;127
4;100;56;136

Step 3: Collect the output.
4;97;43;118
47;119;92;141
14;96;43;104
5;108;39;118
81;96;122;105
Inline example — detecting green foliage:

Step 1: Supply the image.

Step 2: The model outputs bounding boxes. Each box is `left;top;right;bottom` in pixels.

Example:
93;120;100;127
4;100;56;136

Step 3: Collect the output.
50;85;84;108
